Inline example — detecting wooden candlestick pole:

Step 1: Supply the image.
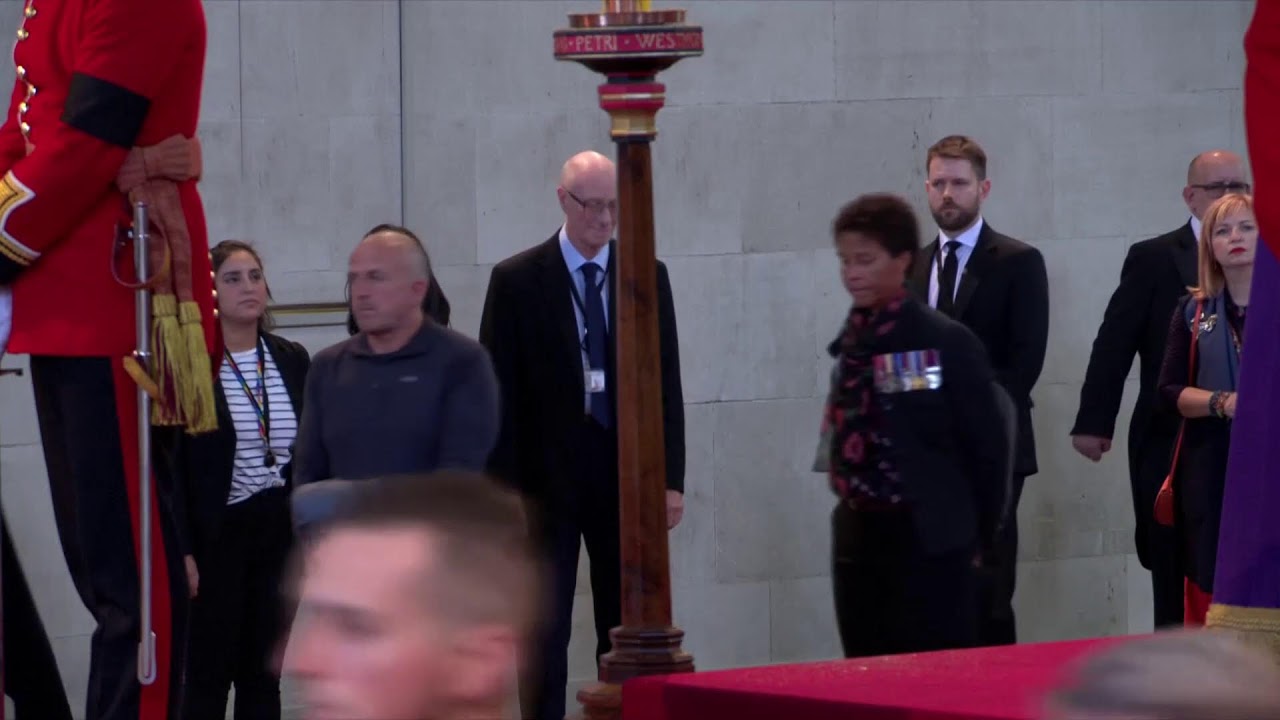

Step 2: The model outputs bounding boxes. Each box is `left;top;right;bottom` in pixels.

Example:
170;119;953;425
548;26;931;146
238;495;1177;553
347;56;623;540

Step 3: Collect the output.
554;6;702;720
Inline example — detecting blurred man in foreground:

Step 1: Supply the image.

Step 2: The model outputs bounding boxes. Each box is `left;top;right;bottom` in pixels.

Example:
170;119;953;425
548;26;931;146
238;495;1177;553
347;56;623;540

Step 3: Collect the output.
282;471;540;720
1044;630;1280;719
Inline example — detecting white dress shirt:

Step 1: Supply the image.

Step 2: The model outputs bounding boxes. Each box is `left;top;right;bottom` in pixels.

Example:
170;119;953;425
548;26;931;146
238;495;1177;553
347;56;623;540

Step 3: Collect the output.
928;216;985;309
1190;214;1203;243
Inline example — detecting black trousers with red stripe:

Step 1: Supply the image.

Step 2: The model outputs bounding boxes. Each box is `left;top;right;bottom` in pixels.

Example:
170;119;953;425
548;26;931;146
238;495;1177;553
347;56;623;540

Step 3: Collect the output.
30;356;189;720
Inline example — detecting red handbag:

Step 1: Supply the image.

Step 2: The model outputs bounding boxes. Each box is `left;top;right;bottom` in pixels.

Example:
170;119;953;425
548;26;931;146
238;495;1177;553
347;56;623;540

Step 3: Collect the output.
1154;300;1203;527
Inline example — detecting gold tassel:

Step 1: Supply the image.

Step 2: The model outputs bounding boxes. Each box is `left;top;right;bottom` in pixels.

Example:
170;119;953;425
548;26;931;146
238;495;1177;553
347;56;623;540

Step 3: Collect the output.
149;306;170;424
152;293;187;427
179;300;217;434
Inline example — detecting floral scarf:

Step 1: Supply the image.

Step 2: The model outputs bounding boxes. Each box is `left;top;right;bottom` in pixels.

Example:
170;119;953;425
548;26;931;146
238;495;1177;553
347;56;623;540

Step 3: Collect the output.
823;295;905;504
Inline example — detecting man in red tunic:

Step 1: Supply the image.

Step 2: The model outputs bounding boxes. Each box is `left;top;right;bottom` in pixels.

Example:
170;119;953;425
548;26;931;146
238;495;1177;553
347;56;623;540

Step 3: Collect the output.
0;2;218;719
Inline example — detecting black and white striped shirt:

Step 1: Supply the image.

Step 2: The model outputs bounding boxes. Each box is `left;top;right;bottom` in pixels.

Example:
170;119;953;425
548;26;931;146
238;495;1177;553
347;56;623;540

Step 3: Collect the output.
221;345;298;505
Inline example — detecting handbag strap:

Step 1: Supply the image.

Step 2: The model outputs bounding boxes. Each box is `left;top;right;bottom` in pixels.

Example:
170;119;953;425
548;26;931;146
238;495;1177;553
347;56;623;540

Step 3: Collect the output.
1168;299;1204;473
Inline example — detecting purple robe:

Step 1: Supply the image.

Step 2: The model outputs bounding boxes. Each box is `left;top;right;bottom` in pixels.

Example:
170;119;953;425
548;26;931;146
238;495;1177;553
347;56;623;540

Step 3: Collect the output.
1207;239;1280;645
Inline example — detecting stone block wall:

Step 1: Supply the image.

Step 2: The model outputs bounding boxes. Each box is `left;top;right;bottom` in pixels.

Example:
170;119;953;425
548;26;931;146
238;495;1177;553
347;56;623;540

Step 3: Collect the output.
0;1;1253;715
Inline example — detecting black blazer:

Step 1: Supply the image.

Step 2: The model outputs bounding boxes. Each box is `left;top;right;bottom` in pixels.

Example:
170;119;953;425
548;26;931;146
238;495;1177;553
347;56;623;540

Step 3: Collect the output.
1073;222;1198;453
828;297;1010;556
159;332;310;568
478;234;686;518
909;222;1049;477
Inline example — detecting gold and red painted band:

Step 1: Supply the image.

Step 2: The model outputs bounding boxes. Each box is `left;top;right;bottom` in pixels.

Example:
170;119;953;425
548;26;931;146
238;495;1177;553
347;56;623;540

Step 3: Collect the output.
598;82;666;111
598;82;665;137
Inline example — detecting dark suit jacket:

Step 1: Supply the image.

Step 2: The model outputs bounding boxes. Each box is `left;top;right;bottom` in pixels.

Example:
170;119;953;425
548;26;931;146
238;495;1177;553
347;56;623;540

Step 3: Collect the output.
828;297;1010;556
1072;222;1197;564
1073;222;1197;448
478;234;686;520
158;332;310;568
910;222;1049;477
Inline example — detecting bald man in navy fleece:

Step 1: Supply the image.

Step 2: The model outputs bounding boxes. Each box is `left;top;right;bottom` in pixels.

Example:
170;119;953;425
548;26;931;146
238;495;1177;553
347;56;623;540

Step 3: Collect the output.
292;226;500;493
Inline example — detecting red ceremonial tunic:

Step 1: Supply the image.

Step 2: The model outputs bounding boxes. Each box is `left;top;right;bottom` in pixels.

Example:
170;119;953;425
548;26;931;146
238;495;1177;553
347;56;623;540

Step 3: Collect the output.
1246;0;1278;250
0;0;216;359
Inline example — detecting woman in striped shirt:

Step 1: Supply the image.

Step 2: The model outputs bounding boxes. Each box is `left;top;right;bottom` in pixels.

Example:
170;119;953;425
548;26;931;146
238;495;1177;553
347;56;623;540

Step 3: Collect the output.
174;240;311;720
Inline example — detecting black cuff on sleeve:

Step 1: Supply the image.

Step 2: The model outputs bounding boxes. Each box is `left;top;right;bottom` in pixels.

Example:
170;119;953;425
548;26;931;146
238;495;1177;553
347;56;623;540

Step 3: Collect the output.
0;254;22;285
62;72;150;149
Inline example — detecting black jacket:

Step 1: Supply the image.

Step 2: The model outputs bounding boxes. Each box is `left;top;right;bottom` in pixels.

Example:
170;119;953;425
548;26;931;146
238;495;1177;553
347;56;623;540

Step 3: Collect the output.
158;332;310;567
910;222;1049;478
479;234;686;519
828;297;1011;556
1071;223;1197;564
1074;222;1197;442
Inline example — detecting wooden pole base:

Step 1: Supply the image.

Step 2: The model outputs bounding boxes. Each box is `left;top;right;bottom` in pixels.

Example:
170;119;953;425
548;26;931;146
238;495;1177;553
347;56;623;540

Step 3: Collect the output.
576;683;621;720
575;626;694;719
554;9;703;720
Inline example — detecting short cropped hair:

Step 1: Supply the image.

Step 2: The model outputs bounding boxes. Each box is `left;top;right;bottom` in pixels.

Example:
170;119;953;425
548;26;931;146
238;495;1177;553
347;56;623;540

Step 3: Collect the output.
316;471;541;640
1044;630;1280;720
926;135;988;181
345;222;452;332
831;193;921;271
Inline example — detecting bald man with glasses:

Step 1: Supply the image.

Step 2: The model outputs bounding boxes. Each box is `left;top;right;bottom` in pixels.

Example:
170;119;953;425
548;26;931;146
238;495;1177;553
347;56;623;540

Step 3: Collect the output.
1071;150;1250;629
479;150;687;720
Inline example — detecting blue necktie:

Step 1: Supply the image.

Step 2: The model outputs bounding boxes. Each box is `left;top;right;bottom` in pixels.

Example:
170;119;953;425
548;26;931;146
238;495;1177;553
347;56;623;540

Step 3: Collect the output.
581;262;612;428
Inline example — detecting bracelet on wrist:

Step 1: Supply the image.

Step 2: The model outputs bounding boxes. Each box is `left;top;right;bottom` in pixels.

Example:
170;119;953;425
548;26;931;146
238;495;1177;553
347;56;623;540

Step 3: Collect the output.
1209;391;1224;418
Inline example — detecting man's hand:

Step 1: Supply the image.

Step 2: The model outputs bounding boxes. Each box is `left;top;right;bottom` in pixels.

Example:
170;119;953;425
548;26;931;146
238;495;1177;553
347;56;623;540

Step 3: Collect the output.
1071;435;1111;462
184;554;199;598
666;489;684;530
1224;392;1239;419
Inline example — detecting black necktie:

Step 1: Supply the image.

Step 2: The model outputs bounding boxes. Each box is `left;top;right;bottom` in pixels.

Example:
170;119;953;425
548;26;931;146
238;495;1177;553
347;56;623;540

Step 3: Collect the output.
581;262;612;428
936;240;962;317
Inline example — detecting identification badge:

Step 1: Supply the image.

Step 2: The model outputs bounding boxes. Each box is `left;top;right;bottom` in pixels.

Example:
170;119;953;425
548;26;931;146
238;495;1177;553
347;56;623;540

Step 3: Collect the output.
586;369;607;393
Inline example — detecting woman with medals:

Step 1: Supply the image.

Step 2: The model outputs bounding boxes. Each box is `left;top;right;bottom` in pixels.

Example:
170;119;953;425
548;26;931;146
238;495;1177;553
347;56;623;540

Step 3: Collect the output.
819;193;1010;658
1156;193;1257;626
169;240;311;719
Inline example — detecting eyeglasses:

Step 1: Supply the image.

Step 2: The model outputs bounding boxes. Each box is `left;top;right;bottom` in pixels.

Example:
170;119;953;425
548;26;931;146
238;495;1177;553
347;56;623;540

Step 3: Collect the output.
563;188;618;216
1191;181;1252;198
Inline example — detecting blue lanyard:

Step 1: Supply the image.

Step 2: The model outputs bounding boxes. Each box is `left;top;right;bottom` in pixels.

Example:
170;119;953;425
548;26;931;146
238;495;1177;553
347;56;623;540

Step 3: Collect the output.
223;337;276;468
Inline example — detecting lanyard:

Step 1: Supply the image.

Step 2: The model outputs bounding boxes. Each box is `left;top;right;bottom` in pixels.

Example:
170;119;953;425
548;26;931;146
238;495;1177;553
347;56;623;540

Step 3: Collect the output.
224;337;275;468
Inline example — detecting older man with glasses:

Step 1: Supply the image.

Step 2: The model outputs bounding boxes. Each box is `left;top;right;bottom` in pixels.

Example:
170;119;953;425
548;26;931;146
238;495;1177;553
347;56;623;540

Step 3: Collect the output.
1071;149;1250;630
479;150;687;720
